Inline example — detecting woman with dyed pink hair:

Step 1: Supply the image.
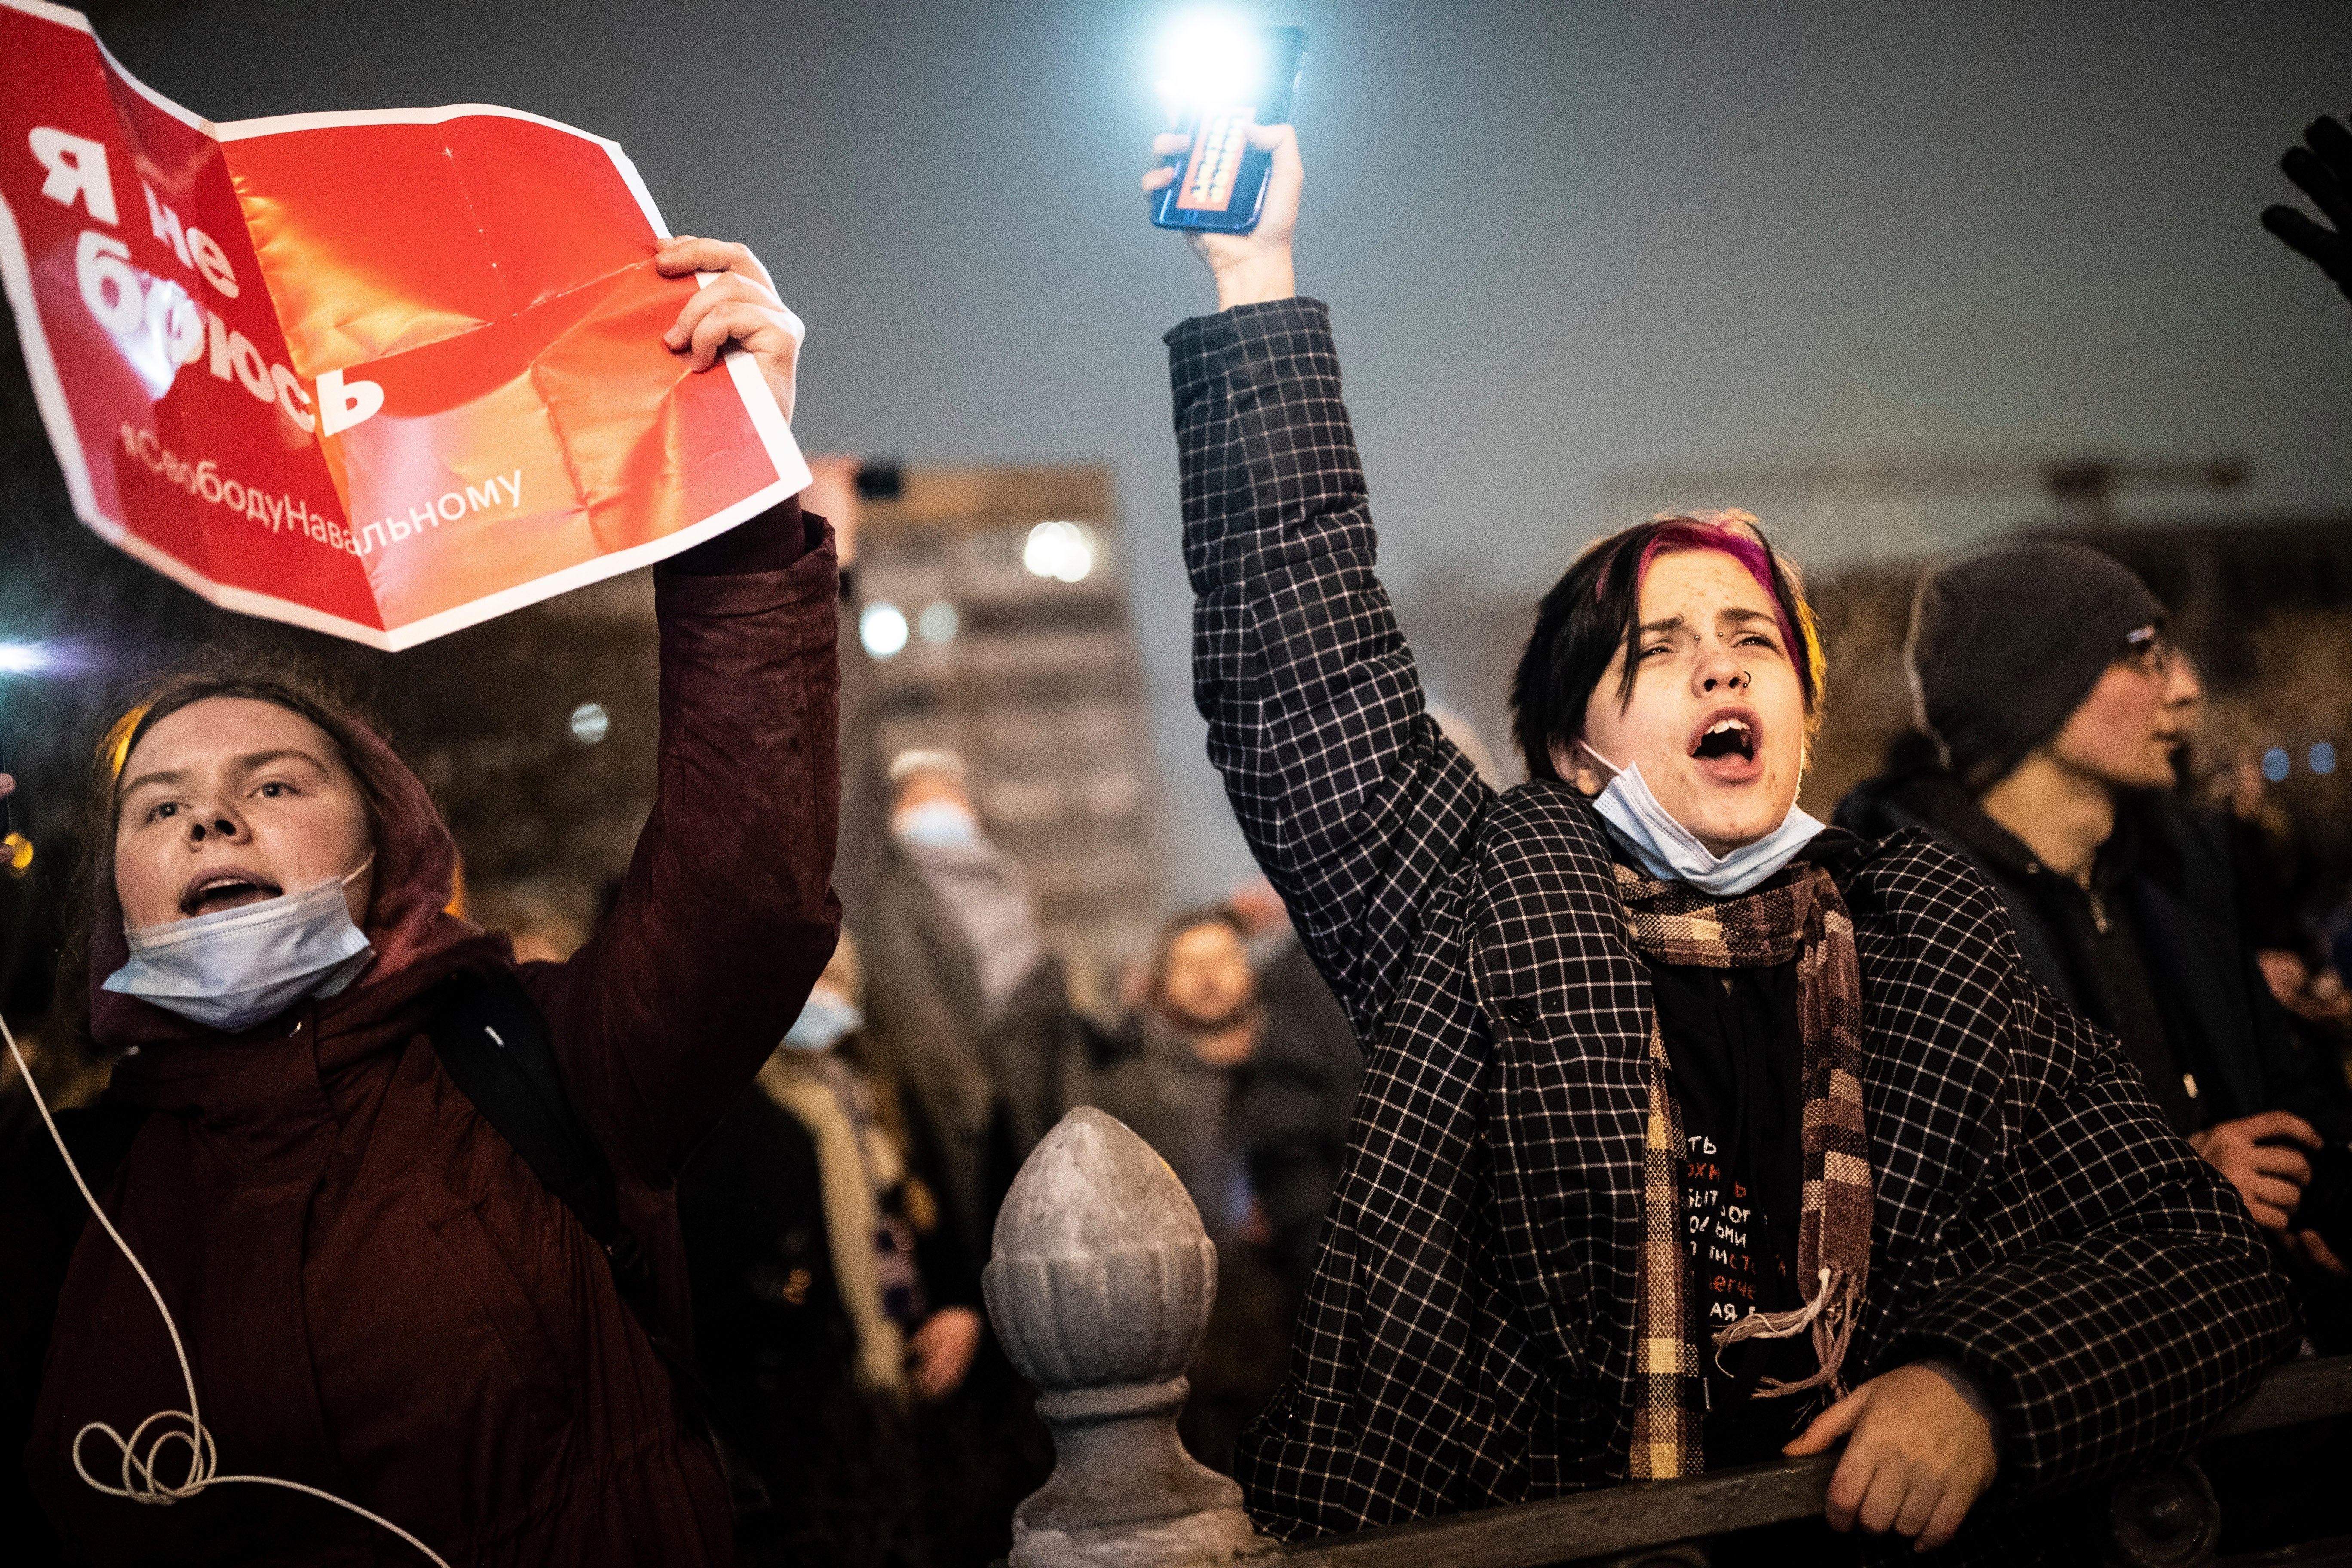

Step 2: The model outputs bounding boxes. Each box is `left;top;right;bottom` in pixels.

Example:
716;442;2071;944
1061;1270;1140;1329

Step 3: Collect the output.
1142;123;2291;1561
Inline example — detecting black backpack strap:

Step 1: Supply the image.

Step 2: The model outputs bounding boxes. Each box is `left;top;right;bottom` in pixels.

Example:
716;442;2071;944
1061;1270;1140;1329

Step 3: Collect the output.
428;970;677;1316
428;971;641;1275
426;970;769;1512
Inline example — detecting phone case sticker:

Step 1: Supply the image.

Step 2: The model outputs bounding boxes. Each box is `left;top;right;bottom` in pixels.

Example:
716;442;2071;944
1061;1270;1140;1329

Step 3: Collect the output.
1176;110;1255;213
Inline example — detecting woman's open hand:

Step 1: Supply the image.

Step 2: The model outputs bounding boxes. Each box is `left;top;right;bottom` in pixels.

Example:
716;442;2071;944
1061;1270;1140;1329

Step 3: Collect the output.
655;237;804;423
1784;1361;2000;1553
1143;123;1301;311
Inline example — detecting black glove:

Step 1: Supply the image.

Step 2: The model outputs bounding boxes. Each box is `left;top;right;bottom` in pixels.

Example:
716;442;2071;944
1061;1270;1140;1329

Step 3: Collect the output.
2262;115;2352;306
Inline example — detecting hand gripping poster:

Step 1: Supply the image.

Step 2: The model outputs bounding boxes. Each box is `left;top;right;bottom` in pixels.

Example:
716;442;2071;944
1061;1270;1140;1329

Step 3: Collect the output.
0;0;811;649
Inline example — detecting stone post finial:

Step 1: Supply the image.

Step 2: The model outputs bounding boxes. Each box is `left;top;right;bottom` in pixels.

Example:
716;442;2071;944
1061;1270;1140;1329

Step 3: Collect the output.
984;1107;1275;1567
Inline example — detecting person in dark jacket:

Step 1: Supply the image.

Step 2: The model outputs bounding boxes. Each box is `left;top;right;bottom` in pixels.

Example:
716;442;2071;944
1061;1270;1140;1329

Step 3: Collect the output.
1086;905;1295;1477
1834;544;2352;1269
679;933;979;1567
1090;906;1266;1246
819;448;1085;1273
0;236;839;1566
1229;876;1362;1291
1142;122;2291;1560
857;749;1082;1295
682;932;977;1409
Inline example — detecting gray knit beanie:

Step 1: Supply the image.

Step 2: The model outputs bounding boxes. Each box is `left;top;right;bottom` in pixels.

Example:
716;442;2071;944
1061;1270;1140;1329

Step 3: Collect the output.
1905;541;2166;791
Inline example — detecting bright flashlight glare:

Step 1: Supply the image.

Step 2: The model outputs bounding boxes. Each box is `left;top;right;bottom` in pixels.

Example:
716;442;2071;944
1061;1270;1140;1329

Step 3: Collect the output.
0;643;49;675
1158;13;1263;107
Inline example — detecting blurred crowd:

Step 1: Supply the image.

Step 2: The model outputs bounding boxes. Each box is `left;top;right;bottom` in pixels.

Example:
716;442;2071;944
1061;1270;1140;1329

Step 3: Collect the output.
2;113;2348;1568
9;463;2352;1568
623;459;1380;1563
7;480;2352;1568
676;466;2352;1565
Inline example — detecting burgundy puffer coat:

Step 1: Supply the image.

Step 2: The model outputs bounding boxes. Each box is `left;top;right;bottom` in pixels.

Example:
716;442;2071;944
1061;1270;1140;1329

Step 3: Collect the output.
12;504;839;1565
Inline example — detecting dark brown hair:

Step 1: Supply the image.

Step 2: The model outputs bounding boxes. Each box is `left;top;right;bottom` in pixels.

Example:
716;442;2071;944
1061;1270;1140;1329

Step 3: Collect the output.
55;642;398;1050
1148;903;1251;992
1509;513;1826;782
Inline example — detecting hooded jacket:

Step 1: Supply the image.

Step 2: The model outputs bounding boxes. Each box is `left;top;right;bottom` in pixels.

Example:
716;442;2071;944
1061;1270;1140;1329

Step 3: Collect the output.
6;502;840;1567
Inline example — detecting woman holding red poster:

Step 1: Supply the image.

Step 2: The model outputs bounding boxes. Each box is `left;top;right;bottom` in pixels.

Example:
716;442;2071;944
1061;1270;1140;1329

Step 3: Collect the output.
0;237;840;1568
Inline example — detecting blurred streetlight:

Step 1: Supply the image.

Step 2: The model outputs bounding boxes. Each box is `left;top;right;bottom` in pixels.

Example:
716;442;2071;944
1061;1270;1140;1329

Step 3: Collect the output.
0;640;58;876
1024;521;1097;584
861;601;910;659
917;600;960;644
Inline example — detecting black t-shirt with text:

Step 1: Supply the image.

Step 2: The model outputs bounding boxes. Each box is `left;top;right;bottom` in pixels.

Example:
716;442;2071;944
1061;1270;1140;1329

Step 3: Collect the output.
1648;957;1821;1464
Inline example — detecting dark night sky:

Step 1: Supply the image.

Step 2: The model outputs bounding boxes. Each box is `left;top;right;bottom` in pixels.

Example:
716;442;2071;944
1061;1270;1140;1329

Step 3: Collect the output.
85;0;2352;899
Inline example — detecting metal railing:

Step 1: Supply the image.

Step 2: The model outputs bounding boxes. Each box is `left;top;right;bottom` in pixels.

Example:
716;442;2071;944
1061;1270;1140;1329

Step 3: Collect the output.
1279;1357;2351;1568
985;1109;2352;1568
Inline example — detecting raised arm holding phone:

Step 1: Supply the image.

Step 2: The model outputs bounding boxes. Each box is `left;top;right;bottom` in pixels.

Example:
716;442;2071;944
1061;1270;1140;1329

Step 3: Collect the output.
1144;121;2291;1556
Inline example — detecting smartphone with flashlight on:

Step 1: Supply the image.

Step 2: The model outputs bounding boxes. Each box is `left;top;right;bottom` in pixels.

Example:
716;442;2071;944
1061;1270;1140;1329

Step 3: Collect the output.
1152;24;1307;235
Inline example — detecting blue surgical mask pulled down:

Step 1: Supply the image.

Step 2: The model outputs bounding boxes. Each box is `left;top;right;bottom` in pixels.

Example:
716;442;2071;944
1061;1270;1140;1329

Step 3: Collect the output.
782;991;864;1053
891;799;979;850
104;859;376;1033
1582;744;1822;897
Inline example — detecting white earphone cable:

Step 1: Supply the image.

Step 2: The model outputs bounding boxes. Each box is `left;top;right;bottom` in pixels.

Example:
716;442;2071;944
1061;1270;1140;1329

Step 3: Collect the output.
2;1010;452;1566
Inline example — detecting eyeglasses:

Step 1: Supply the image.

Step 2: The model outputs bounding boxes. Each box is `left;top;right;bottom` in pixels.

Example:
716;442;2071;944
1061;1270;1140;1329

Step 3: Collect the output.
2122;625;2173;678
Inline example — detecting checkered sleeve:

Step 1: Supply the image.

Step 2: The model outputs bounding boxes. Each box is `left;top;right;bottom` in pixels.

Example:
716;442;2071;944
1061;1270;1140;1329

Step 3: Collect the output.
1879;971;2297;1496
1166;299;1490;1036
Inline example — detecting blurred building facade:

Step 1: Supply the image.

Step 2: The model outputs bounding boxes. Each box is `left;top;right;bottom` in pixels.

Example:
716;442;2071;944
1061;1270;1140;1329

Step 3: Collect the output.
852;465;1163;1008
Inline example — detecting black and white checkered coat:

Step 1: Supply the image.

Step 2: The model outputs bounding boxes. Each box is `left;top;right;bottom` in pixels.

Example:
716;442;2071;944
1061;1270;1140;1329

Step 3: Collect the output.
1167;298;2294;1542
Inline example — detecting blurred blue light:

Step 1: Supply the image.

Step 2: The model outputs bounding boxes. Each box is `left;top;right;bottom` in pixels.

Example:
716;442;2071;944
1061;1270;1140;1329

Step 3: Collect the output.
2262;747;2291;783
0;643;50;674
569;702;609;745
2312;742;2337;777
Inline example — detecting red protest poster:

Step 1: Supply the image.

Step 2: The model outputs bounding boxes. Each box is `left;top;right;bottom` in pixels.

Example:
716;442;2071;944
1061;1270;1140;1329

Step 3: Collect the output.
0;0;810;649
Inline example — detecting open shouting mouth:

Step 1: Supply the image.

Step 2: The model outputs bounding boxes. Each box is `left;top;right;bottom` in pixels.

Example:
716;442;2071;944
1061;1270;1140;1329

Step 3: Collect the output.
1687;705;1765;784
180;866;285;918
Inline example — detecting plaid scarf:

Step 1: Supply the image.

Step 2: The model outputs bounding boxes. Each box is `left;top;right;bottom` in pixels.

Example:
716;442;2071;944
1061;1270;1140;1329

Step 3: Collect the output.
1616;859;1873;1480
